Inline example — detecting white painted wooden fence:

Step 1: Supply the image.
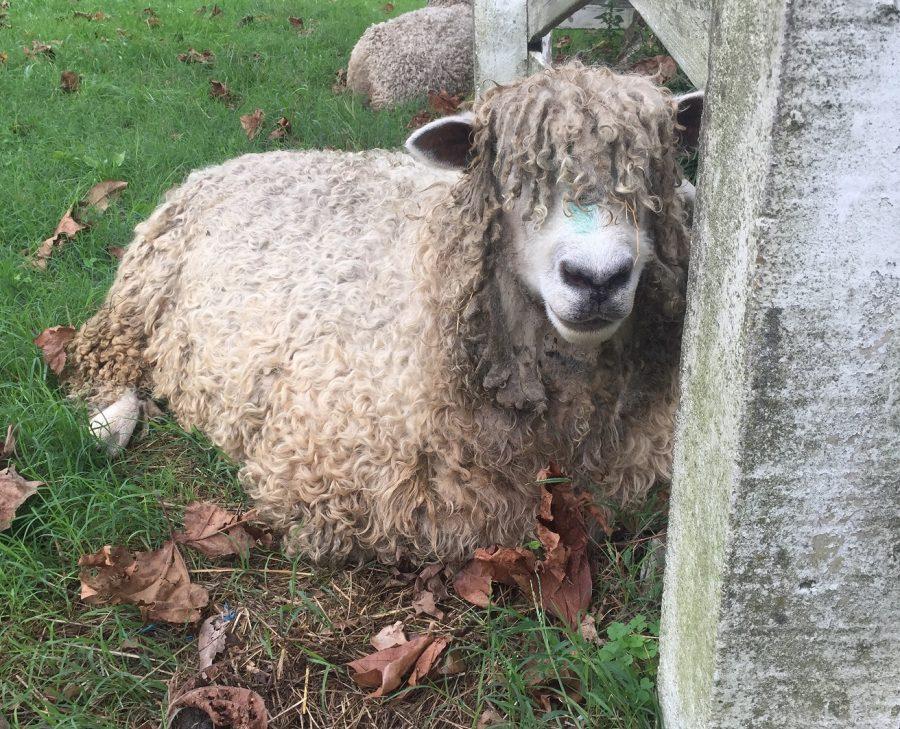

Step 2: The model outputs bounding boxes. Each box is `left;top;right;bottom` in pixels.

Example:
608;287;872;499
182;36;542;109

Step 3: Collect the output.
473;1;900;727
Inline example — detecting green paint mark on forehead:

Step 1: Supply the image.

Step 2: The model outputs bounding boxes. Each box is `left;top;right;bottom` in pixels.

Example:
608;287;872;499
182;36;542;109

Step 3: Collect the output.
567;204;600;235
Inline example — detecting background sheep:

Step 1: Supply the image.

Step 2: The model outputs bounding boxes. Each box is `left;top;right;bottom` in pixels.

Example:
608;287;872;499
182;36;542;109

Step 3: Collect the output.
347;0;473;109
69;66;698;566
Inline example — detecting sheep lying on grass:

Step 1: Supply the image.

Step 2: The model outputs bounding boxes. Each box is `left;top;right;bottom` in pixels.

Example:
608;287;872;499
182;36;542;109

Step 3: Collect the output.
347;0;473;109
70;66;700;565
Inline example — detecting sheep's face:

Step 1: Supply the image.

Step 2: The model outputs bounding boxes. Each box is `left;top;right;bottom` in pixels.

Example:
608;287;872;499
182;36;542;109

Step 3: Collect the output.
406;81;703;348
506;192;652;345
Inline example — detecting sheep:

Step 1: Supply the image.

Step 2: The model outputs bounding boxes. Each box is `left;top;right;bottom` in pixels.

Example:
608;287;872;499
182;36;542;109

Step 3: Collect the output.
68;66;700;566
347;0;473;109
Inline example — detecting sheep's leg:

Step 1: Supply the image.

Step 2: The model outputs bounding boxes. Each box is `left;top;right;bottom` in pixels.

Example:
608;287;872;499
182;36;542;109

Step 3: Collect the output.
89;388;143;456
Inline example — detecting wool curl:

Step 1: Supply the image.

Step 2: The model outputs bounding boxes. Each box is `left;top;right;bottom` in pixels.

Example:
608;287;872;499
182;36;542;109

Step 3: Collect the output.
67;66;690;566
347;3;473;109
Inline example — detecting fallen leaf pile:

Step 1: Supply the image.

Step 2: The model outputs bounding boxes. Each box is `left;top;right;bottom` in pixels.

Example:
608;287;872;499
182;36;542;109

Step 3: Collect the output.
267;116;291;141
73;10;106;21
174;501;270;558
408;89;465;129
33;325;76;375
347;625;451;697
454;469;592;628
78;502;269;625
79;541;210;622
34;180;127;268
23;40;54;59
628;54;678;84
177;47;214;64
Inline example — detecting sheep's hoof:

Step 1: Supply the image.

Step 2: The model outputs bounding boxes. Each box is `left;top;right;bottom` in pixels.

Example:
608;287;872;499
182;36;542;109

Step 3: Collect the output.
89;389;141;456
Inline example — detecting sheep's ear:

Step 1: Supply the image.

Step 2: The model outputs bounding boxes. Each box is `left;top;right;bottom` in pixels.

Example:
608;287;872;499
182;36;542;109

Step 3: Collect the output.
673;90;704;152
405;113;475;170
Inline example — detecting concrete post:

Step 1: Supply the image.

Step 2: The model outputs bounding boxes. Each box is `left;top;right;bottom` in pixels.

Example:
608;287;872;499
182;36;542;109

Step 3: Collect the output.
474;0;531;93
659;1;900;727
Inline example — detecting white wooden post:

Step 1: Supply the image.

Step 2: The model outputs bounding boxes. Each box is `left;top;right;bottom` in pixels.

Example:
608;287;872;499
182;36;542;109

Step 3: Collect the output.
658;0;900;726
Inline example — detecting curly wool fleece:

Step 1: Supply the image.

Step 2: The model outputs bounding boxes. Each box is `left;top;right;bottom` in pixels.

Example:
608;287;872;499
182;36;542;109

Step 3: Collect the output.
347;1;473;109
69;67;690;565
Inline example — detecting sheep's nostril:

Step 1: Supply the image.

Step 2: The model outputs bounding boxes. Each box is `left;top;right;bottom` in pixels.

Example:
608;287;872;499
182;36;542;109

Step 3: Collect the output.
559;260;598;290
559;259;633;298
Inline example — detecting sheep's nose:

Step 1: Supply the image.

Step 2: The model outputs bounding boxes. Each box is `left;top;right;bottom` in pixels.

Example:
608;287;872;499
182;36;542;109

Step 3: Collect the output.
559;258;633;302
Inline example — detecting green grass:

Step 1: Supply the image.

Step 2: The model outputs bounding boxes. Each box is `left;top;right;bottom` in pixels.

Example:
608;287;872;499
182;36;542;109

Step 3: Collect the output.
0;2;670;727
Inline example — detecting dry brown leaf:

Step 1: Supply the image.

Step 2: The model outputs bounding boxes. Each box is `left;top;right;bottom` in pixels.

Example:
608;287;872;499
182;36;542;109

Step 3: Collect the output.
478;708;505;728
0;52;7;65
331;67;347;94
415;562;449;600
239;109;264;141
412;590;444;620
267;116;291;141
0;466;43;531
174;501;259;558
82;180;127;213
209;79;235;104
79;541;209;623
197;613;231;669
74;11;106;21
452;554;494;607
2;424;16;466
23;40;54;59
383;3;395;12
211;4;222;16
437;646;466;676
370;621;407;651
168;685;267;729
34;209;84;267
407;636;449;686
537;483;592;628
34;325;76;375
347;634;433;697
177;48;214;64
288;16;303;28
428;89;462;116
555;34;572;49
60;71;80;93
108;246;126;260
579;614;600;643
407;110;433;130
628;54;678;84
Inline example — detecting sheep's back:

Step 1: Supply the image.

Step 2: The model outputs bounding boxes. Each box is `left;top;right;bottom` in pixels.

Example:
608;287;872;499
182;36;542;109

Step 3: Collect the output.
138;149;456;469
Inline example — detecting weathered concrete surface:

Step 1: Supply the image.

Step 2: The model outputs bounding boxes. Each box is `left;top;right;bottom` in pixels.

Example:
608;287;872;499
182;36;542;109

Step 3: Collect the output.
658;0;900;727
630;0;710;87
474;0;530;92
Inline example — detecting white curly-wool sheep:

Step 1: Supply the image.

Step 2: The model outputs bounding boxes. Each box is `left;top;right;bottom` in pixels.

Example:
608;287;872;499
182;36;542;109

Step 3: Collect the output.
347;1;473;109
70;67;698;566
